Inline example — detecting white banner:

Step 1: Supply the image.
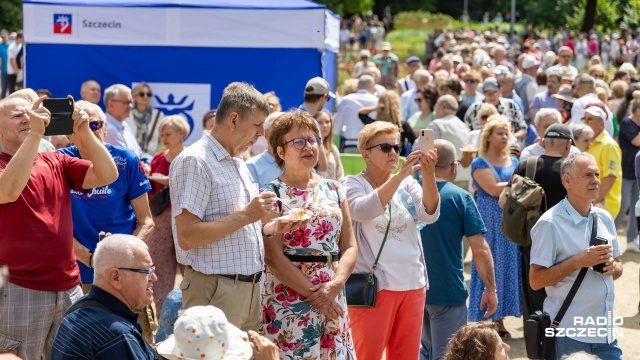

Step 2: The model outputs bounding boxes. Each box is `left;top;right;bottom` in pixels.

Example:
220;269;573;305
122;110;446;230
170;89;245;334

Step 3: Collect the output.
132;82;211;146
24;4;326;49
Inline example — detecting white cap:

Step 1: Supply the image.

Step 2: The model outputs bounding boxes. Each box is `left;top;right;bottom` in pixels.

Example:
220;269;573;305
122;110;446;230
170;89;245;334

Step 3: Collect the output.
522;55;541;69
585;106;607;121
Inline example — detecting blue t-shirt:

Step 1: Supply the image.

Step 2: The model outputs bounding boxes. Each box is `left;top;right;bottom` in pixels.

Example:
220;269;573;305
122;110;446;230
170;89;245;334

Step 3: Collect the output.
420;181;486;306
0;42;9;73
58;144;151;284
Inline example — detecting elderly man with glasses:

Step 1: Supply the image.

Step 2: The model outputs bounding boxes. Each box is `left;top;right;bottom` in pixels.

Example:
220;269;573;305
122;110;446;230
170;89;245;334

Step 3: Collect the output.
51;235;158;360
103;84;142;157
547;46;579;80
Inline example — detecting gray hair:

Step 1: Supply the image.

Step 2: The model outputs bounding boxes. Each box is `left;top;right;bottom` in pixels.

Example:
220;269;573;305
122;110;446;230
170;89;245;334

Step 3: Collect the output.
413;69;431;82
357;75;375;90
534;108;562;127
215;82;269;125
575;74;595;90
80;80;100;92
7;88;39;103
103;84;131;105
499;72;514;85
558;46;573;56
75;100;106;121
437;95;458;111
264;111;284;130
93;234;149;276
571;123;595;140
363;67;381;78
560;152;596;183
457;63;470;73
434;139;457;169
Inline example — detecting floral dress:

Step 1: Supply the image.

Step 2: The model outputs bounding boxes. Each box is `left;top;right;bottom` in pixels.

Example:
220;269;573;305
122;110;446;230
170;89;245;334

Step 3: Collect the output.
260;178;356;360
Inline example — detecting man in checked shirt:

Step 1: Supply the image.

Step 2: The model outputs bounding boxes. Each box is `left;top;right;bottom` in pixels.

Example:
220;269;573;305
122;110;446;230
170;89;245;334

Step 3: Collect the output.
170;82;305;331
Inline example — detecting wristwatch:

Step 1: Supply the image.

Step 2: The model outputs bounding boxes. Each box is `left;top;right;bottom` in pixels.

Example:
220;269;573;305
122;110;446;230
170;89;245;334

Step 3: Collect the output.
261;223;274;239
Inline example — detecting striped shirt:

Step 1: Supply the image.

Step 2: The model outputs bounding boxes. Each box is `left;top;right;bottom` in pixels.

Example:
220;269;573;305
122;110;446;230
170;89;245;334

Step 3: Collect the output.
170;132;264;275
51;286;154;360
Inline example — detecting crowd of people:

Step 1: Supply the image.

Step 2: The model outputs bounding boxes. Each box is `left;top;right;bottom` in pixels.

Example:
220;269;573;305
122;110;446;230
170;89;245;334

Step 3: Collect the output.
0;17;638;360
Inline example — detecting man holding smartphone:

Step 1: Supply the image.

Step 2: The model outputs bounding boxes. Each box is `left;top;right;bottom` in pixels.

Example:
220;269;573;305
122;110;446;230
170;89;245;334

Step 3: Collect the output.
530;153;623;359
0;95;118;359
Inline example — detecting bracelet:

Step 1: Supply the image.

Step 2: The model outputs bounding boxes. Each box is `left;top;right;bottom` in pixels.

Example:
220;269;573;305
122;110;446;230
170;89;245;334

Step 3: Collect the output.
483;289;496;294
261;223;274;239
88;251;94;269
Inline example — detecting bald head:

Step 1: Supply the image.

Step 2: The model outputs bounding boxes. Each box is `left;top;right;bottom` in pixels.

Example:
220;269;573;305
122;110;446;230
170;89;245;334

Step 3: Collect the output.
434;139;458;181
93;234;149;281
436;95;458;117
80;80;101;104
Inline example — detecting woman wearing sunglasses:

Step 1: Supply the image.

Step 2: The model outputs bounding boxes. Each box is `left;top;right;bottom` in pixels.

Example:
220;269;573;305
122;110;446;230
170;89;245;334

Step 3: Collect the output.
460;70;484;105
342;121;440;360
128;82;164;156
259;111;358;360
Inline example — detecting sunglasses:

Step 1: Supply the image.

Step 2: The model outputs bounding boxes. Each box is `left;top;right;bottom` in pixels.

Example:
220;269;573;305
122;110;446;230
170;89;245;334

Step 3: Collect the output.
137;91;153;98
89;119;105;131
414;98;424;103
365;142;402;154
464;78;477;83
283;136;321;150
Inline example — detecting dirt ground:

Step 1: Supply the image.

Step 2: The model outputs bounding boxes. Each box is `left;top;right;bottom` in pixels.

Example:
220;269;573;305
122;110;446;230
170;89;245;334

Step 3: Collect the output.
475;234;640;360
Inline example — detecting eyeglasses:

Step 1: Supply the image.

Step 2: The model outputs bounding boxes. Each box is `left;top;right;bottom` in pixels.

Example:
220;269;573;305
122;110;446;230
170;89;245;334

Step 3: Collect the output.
414;98;424;103
118;265;156;280
464;78;477;83
89;119;105;131
365;142;402;154
111;99;133;106
283;136;321;150
137;91;153;98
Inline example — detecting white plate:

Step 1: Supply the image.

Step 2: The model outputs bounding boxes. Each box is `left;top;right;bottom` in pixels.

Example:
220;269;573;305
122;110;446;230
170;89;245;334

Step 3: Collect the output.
273;215;311;222
148;175;169;181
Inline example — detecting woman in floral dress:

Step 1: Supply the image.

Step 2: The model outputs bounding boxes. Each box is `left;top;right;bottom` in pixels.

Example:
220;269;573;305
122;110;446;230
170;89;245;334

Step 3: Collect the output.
259;112;358;360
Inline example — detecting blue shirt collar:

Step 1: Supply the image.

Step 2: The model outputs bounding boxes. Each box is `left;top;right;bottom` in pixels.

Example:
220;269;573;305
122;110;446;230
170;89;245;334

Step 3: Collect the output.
561;197;594;225
88;285;138;324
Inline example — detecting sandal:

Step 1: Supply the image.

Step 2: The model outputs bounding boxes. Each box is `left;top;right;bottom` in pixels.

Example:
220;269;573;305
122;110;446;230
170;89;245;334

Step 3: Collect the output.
498;330;512;339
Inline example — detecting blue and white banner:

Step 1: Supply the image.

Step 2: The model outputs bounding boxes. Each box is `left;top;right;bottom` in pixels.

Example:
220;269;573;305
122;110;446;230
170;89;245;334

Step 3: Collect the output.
132;82;210;146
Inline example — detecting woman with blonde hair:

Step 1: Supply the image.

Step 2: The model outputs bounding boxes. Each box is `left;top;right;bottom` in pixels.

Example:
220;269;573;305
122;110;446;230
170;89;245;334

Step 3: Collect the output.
264;91;282;113
588;64;608;81
128;82;164;156
470;115;521;338
147;115;191;309
610;80;628;114
316;109;344;180
460;70;484;105
359;90;416;156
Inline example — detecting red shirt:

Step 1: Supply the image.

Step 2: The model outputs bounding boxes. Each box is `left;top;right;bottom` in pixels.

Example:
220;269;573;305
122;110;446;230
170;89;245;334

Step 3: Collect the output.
149;150;170;198
0;152;91;291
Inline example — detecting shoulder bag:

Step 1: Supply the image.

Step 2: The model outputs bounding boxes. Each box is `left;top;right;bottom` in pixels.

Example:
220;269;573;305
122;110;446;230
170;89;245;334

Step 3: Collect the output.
524;213;595;360
345;202;392;308
149;186;170;217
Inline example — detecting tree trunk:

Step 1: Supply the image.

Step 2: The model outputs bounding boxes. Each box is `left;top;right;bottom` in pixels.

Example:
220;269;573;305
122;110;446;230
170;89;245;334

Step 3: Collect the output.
582;0;597;33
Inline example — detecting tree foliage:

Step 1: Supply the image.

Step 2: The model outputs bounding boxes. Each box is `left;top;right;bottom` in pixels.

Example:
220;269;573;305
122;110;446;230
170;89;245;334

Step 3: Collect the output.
0;0;22;32
566;0;620;32
623;0;640;29
314;0;374;16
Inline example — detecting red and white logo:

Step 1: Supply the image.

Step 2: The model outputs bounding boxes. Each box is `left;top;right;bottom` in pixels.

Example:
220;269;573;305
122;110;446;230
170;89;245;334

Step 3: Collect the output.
53;14;72;34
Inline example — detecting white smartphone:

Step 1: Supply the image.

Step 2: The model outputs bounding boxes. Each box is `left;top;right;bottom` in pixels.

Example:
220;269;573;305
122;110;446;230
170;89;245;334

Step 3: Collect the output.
420;129;434;153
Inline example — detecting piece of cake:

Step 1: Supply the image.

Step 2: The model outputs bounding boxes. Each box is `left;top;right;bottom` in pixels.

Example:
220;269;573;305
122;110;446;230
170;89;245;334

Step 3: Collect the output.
289;208;305;220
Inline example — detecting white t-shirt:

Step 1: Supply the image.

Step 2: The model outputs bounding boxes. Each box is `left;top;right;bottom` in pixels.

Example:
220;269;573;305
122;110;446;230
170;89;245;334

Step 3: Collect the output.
7;43;21;75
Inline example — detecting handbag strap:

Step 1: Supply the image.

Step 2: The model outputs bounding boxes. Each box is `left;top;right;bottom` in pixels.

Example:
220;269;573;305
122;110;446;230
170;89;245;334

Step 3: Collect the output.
144;110;162;153
551;213;596;328
371;202;392;272
480;156;500;182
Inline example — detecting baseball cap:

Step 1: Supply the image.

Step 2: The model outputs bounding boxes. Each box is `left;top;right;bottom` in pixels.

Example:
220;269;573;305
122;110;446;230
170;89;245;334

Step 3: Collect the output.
381;42;392;51
156;306;252;360
522;55;541;69
492;65;511;76
544;123;573;140
406;56;420;64
483;77;500;92
585;106;607;121
360;49;371;58
305;77;335;99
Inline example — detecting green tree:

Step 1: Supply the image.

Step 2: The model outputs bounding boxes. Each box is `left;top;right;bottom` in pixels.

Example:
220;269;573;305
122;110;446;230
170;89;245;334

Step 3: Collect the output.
623;0;640;29
566;0;620;32
0;0;22;32
314;0;374;16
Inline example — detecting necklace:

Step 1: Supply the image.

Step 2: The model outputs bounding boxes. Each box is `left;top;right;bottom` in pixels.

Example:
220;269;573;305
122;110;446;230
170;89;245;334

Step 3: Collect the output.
362;170;378;189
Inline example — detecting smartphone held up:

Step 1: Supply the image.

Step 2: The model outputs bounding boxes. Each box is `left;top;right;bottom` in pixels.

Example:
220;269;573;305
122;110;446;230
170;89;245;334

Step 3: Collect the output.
43;98;74;136
419;129;434;153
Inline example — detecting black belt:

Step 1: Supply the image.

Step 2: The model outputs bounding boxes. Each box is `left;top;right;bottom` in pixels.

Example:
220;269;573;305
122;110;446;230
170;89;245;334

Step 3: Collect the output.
216;271;262;284
285;253;340;263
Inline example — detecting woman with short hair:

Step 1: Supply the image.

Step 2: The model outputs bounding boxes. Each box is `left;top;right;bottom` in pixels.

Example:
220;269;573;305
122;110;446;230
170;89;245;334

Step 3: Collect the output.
260;111;358;359
443;322;510;360
343;121;440;360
